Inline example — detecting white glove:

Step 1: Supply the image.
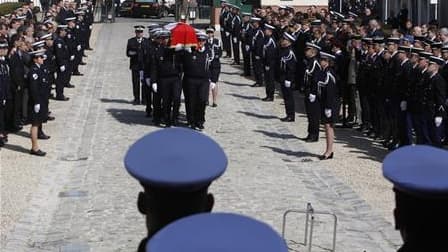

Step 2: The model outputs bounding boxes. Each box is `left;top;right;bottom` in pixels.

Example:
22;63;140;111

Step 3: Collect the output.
128;50;137;56
89;25;93;30
210;82;216;90
245;45;250;51
185;47;192;53
325;109;332;118
2;100;6;106
34;104;40;113
174;44;183;51
233;37;237;43
70;55;75;61
220;27;224;32
77;45;81;51
309;94;316;103
139;71;144;81
400;101;407;111
265;66;270;71
152;83;157;93
255;56;260;60
145;78;151;87
60;65;66;72
225;32;230;37
435;117;443;127
284;80;291;88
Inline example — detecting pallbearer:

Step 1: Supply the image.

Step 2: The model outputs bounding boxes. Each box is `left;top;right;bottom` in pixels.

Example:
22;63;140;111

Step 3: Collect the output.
124;128;227;252
383;145;448;252
278;32;297;122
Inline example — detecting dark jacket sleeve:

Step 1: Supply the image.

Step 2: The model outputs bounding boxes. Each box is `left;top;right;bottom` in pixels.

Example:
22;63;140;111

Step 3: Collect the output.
28;70;41;105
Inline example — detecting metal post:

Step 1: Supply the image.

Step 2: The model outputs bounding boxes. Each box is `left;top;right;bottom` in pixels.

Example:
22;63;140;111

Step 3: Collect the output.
304;203;312;245
339;0;342;13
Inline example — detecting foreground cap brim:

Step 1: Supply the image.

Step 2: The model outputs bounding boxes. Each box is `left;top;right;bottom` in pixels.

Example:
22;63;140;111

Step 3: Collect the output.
383;145;448;198
124;128;227;190
147;213;289;252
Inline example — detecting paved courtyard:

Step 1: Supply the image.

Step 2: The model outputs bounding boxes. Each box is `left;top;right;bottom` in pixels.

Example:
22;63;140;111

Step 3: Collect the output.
1;18;402;251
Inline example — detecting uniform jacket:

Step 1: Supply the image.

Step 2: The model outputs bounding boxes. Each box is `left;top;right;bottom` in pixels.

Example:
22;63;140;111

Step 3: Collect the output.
126;37;148;70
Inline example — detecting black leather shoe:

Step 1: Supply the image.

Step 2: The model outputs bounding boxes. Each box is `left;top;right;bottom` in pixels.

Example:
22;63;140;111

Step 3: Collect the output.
261;97;273;102
211;103;218;107
133;100;140;105
319;152;334;160
79;62;87;65
0;137;5;147
30;149;46;156
146;111;152;118
38;134;51;140
251;83;262;87
9;125;23;133
55;96;70;101
280;117;295;122
47;116;55;121
65;84;75;88
196;123;204;130
72;72;84;76
86;48;93;51
305;137;318;143
153;120;161;127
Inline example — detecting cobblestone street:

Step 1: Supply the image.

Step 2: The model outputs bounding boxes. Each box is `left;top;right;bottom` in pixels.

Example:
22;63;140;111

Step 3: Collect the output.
1;18;402;251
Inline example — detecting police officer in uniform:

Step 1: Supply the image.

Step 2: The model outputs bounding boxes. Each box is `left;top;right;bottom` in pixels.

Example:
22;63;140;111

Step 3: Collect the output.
146;213;289;252
223;3;233;58
66;17;81;78
124;128;228;252
251;17;264;87
150;30;182;127
396;46;413;147
303;43;322;142
54;24;70;101
206;27;222;107
230;5;241;65
183;33;212;130
219;1;231;58
0;41;10;146
28;49;49;156
240;12;253;77
126;25;148;105
261;24;277;102
278;32;296;122
383;145;448;252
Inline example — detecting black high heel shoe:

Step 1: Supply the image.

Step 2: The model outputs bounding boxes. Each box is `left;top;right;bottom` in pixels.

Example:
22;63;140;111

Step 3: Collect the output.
319;152;334;160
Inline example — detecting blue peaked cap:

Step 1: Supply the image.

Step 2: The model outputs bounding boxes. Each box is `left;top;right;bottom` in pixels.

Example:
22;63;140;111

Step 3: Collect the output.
124;128;227;191
383;145;448;198
147;213;289;252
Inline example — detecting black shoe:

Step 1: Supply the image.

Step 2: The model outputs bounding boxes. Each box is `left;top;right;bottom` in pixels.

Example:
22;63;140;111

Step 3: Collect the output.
153;120;161;126
72;72;84;76
305;137;318;143
211;103;218;107
172;120;179;126
196;123;204;130
190;124;198;130
251;83;262;87
9;125;23;133
261;97;274;102
0;137;5;147
80;62;87;65
47;116;55;121
86;48;93;51
65;84;75;88
133;100;140;105
319;152;334;160
146;111;152;118
280;116;295;122
55;96;70;101
30;149;46;156
83;54;88;57
38;134;51;140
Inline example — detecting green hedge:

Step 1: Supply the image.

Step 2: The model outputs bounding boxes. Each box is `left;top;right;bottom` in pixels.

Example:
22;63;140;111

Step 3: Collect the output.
0;2;24;16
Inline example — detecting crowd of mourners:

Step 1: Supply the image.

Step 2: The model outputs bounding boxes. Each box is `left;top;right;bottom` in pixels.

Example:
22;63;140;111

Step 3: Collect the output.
0;0;94;156
217;2;447;158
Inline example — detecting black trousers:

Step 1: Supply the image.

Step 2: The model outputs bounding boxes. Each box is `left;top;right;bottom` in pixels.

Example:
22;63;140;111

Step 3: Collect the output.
341;83;357;121
305;97;320;138
231;37;240;64
0;103;6;135
131;69;145;102
295;59;305;91
281;82;295;118
222;31;231;57
184;77;209;125
242;44;251;76
253;56;264;85
144;84;152;114
56;68;70;98
12;89;23;126
159;76;182;124
264;65;275;98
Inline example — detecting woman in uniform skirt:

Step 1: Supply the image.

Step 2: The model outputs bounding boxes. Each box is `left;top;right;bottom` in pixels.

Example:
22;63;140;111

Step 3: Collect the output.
318;52;338;160
28;49;49;156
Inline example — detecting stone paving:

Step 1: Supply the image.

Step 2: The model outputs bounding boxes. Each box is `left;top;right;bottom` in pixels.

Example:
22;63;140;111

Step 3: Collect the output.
1;18;402;251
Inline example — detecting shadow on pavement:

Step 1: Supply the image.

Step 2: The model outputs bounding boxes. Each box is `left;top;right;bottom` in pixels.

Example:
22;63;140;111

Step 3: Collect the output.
100;98;132;104
107;108;152;126
254;130;299;140
2;143;31;154
14;130;31;138
229;93;261;100
222;81;252;87
237;111;279;119
261;145;321;158
334;129;387;162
